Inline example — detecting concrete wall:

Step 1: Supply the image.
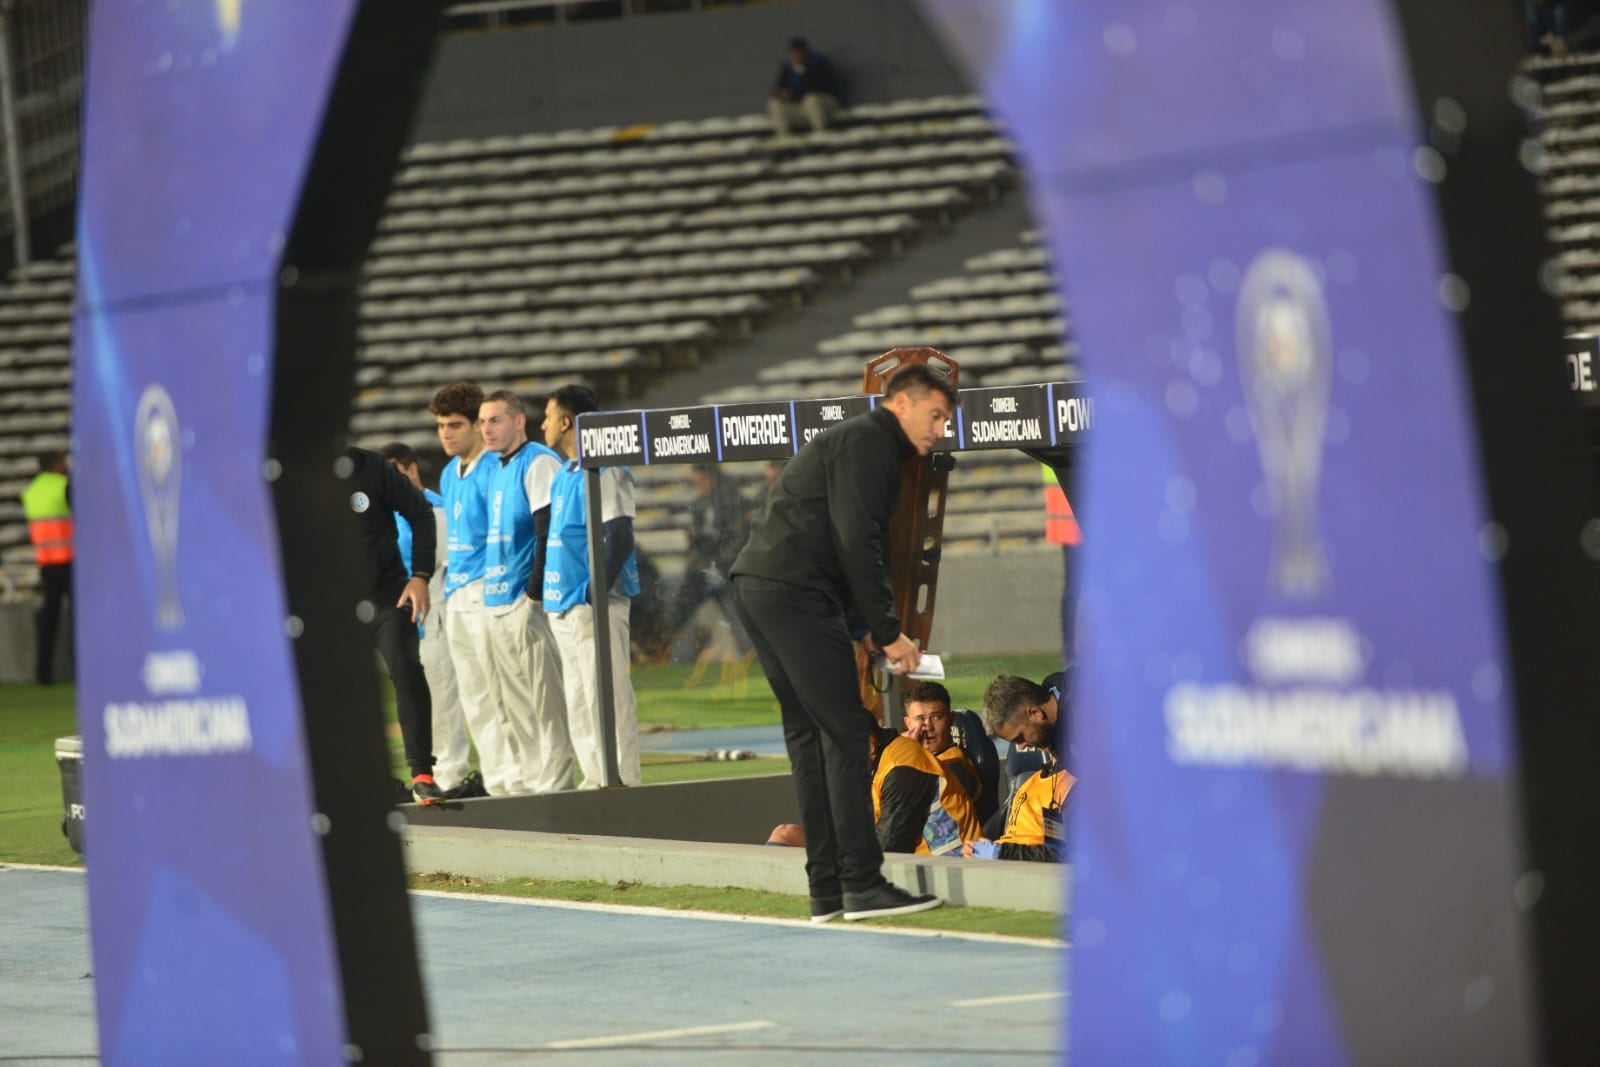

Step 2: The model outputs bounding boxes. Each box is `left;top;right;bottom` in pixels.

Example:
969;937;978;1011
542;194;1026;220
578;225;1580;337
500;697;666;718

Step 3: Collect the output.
402;823;1067;912
414;0;970;140
928;547;1067;658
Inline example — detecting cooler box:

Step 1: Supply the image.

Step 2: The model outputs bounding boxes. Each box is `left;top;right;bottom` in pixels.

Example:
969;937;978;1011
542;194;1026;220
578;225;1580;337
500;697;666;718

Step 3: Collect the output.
56;735;83;854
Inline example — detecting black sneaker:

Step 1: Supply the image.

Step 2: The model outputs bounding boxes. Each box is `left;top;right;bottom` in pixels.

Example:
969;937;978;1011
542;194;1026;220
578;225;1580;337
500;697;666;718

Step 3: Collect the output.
444;771;488;800
842;884;943;922
411;774;444;805
810;896;844;924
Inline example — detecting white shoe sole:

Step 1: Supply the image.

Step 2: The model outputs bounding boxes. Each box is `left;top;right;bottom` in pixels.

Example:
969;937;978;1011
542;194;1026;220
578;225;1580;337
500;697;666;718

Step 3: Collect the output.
842;897;944;922
809;909;844;924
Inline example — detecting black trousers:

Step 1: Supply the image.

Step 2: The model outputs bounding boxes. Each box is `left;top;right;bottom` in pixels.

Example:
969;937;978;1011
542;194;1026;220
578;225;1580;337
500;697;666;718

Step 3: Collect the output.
35;562;71;685
372;601;434;778
732;574;884;897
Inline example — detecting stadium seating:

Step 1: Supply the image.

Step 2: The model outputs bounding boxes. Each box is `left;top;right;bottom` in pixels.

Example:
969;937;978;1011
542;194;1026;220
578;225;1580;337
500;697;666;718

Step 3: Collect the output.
1531;51;1600;335
0;255;71;589
355;93;1012;457
9;51;1600;588
672;227;1074;567
0;97;1017;592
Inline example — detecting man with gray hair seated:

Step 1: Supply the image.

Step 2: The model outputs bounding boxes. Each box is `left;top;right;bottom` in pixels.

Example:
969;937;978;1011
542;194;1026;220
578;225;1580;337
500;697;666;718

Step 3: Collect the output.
966;673;1075;862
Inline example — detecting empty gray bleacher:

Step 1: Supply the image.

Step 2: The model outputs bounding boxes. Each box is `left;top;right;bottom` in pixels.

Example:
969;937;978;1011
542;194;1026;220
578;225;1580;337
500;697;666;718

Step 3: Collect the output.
344;96;1014;453
617;227;1073;570
1533;53;1600;334
15;58;1600;585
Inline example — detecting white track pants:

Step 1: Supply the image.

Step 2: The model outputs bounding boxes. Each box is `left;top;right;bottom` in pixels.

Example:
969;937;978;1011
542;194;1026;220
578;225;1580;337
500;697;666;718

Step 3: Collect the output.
421;588;471;790
551;594;641;787
445;580;520;796
487;597;575;794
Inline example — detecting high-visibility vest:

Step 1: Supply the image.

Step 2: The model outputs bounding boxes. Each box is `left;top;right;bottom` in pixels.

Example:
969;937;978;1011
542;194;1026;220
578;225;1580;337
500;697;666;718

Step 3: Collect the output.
872;735;984;855
1040;465;1081;545
997;766;1075;849
21;471;72;565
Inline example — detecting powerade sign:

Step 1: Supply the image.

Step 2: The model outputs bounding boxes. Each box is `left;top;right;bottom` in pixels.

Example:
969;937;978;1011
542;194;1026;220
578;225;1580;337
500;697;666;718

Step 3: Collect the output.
1050;380;1094;445
575;410;646;466
918;0;1536;1062
73;2;359;1063
718;401;794;462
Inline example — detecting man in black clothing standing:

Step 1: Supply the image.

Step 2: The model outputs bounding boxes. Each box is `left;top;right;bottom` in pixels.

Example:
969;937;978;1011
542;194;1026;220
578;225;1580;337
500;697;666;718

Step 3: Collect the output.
731;362;955;922
345;446;441;803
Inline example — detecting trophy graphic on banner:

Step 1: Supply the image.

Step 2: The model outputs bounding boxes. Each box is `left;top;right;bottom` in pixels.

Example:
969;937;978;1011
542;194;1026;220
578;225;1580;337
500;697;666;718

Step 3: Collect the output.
1236;249;1333;599
136;384;184;629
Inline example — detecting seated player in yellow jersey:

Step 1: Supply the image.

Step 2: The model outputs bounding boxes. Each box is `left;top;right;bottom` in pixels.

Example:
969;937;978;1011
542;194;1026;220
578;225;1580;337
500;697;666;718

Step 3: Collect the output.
903;681;985;810
964;674;1074;862
871;681;984;855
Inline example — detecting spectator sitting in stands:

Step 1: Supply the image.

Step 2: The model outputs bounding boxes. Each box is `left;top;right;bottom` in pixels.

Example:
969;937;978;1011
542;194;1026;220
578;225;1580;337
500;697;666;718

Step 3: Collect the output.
965;674;1074;862
767;37;842;140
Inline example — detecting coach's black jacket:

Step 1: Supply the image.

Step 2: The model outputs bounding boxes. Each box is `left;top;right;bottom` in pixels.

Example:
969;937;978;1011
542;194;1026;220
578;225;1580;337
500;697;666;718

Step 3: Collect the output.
731;406;914;647
346;447;436;602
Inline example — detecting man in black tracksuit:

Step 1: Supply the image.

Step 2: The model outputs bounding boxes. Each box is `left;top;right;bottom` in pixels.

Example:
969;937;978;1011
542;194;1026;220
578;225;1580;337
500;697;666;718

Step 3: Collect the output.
346;446;440;803
731;362;957;923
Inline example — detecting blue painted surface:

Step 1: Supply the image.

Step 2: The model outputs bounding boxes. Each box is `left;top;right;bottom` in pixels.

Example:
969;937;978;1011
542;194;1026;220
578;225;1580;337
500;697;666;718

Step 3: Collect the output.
73;2;364;1061
640;725;787;757
2;867;1063;1065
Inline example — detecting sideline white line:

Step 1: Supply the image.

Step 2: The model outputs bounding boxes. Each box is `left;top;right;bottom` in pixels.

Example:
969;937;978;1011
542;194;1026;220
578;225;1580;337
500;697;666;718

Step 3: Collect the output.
409;889;1065;948
548;1020;774;1050
950;991;1067;1008
0;869;1064;948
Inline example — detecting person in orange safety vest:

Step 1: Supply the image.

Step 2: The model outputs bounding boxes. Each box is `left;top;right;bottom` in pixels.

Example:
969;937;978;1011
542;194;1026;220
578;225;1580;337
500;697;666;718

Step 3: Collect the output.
1041;463;1080;656
21;450;72;684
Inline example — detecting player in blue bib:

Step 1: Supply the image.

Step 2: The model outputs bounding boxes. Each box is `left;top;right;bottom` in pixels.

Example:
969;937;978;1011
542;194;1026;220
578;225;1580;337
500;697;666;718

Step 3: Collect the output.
440;447;492;602
480;389;575;794
431;382;524;797
541;384;643;787
382;442;480;799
